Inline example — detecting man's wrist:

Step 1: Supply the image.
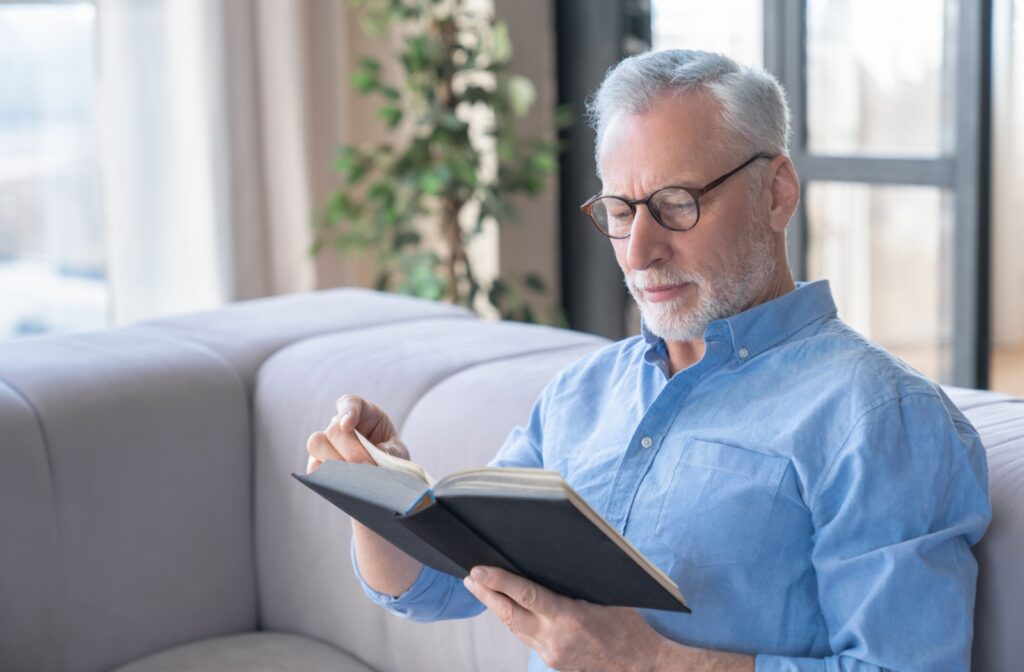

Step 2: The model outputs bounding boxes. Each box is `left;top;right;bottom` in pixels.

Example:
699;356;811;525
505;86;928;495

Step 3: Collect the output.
650;639;756;672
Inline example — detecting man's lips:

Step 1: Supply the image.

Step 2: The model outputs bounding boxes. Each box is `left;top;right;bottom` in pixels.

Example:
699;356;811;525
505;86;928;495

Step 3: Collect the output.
638;282;690;303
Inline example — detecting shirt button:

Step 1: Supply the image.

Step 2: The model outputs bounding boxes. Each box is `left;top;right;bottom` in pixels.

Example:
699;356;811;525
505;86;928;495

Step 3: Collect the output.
640;436;653;448
738;347;749;359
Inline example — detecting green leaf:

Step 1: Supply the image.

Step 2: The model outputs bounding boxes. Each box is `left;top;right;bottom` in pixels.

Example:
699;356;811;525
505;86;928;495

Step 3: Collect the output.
333;146;359;173
524;273;546;292
505;75;536;117
491;21;512;65
404;36;429;73
460;85;492;105
529;149;558;174
394;230;421;247
554;103;574;130
378;104;403;128
437;112;467;133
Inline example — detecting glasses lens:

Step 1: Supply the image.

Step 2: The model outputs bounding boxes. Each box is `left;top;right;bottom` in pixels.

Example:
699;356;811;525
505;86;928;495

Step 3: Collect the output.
590;197;634;237
650;188;698;230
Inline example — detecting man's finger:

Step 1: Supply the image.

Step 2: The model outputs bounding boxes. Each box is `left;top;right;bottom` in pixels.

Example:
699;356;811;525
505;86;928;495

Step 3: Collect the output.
335;395;362;431
470;566;557;615
324;417;374;464
464;575;542;644
306;431;344;464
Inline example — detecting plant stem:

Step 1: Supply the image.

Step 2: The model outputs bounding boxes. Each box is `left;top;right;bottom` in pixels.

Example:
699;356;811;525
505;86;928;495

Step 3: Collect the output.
436;13;470;305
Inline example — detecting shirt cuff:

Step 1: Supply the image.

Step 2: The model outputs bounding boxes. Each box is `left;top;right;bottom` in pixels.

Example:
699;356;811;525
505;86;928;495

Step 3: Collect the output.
757;654;887;672
755;654;827;672
349;537;447;619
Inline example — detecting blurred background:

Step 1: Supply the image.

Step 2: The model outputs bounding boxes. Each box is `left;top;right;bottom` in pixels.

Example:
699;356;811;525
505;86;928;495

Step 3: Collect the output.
0;0;1020;395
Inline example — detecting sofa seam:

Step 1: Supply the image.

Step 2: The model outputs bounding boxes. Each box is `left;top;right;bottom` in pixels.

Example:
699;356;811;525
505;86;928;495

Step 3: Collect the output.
0;377;68;671
398;341;601;433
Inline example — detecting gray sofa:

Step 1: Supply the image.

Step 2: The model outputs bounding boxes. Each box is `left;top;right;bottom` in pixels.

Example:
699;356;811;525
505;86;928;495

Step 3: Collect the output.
0;289;1021;671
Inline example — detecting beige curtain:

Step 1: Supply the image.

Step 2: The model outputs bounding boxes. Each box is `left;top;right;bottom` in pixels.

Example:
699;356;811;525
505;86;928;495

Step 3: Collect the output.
97;0;362;326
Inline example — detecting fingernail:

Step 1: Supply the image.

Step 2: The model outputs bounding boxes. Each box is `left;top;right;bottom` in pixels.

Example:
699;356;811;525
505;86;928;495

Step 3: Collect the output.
338;413;351;427
471;567;488;581
463;576;475;590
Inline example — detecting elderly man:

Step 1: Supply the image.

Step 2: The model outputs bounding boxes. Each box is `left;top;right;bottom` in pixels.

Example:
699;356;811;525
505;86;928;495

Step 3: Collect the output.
306;50;990;671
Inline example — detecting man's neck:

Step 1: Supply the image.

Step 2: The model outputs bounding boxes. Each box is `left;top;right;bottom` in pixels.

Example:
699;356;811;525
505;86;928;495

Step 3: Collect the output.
664;272;796;377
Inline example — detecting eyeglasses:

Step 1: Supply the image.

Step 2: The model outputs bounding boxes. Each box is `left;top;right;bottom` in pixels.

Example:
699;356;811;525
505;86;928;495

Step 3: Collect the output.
580;153;774;239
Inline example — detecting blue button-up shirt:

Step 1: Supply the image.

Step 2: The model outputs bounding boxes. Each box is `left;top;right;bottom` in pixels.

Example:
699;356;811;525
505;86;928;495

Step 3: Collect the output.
354;280;991;671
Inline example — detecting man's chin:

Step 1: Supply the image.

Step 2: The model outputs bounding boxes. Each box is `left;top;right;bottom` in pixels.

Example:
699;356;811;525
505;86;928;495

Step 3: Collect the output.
638;304;701;340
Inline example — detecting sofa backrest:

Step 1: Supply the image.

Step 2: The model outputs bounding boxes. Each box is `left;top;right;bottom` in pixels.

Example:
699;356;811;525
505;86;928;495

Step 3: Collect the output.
945;388;1024;672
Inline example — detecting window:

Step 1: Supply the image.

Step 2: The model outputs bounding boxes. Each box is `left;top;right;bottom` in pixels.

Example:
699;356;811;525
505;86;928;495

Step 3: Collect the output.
651;0;763;67
801;0;959;383
767;0;987;387
990;0;1024;395
0;2;106;340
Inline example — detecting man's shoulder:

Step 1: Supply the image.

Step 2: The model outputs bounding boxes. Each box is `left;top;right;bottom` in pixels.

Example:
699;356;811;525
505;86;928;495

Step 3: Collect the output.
782;316;979;458
790;316;951;410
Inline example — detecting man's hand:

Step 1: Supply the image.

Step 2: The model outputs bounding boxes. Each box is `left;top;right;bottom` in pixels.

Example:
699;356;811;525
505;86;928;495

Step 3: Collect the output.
463;566;666;672
306;394;420;597
463;566;755;672
305;394;410;475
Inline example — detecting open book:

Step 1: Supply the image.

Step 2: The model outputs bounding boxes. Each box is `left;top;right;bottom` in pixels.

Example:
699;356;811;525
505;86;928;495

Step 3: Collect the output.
292;431;689;613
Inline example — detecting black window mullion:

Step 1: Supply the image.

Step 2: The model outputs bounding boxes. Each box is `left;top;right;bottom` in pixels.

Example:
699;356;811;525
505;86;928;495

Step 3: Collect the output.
952;0;991;388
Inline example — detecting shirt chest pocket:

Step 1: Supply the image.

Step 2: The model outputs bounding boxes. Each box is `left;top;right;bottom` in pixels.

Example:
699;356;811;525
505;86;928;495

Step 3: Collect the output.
654;439;790;567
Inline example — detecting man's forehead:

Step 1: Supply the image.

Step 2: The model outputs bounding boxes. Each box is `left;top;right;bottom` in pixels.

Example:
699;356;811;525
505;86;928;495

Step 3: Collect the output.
598;95;729;192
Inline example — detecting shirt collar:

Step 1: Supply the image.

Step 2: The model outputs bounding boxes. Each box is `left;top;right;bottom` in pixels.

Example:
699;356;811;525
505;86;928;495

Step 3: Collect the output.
640;279;838;366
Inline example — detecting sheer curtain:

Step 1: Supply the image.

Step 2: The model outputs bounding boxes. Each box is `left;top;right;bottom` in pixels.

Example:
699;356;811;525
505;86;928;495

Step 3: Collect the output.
96;0;353;325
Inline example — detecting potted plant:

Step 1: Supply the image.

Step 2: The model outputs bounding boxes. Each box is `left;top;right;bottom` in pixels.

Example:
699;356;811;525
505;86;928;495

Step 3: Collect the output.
312;0;567;324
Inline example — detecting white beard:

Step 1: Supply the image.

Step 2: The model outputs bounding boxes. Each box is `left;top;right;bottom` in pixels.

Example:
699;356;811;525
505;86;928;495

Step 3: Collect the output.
625;218;778;342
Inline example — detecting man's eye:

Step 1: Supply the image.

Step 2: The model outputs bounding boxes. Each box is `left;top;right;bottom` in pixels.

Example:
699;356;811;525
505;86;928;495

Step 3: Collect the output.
604;204;632;220
660;199;695;212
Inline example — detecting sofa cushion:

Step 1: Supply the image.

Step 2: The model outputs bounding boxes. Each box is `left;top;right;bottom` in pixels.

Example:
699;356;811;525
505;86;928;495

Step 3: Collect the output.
0;331;257;672
111;631;374;672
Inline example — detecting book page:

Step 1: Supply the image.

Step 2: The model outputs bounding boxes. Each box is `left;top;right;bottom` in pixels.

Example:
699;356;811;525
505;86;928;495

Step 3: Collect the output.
352;429;437;488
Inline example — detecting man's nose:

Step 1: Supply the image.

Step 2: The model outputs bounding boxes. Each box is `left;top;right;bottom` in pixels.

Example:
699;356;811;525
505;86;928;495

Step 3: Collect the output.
626;204;672;271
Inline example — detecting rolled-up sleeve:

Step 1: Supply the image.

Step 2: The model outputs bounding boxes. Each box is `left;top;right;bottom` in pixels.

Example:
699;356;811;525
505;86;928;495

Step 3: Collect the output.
756;393;991;672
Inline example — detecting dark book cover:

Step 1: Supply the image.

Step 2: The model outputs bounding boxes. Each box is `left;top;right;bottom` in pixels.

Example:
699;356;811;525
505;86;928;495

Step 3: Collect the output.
293;461;689;613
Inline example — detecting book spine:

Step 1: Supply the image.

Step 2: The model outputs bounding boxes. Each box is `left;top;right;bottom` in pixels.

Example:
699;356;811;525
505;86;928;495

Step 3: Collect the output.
397;500;521;578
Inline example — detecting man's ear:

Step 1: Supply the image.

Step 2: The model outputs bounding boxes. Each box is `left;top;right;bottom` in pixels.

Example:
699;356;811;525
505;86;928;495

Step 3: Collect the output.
764;156;800;234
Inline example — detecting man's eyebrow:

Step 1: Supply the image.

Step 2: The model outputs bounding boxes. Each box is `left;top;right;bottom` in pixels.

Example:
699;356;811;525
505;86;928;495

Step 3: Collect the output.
601;180;700;199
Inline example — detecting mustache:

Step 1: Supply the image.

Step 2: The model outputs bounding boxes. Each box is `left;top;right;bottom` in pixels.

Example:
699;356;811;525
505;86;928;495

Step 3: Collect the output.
625;269;703;292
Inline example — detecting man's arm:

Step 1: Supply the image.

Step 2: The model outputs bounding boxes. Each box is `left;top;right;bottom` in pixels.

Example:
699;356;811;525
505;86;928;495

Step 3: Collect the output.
757;393;990;671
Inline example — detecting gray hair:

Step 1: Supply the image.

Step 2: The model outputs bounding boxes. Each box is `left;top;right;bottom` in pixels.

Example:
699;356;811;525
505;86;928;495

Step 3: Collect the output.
587;50;791;175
